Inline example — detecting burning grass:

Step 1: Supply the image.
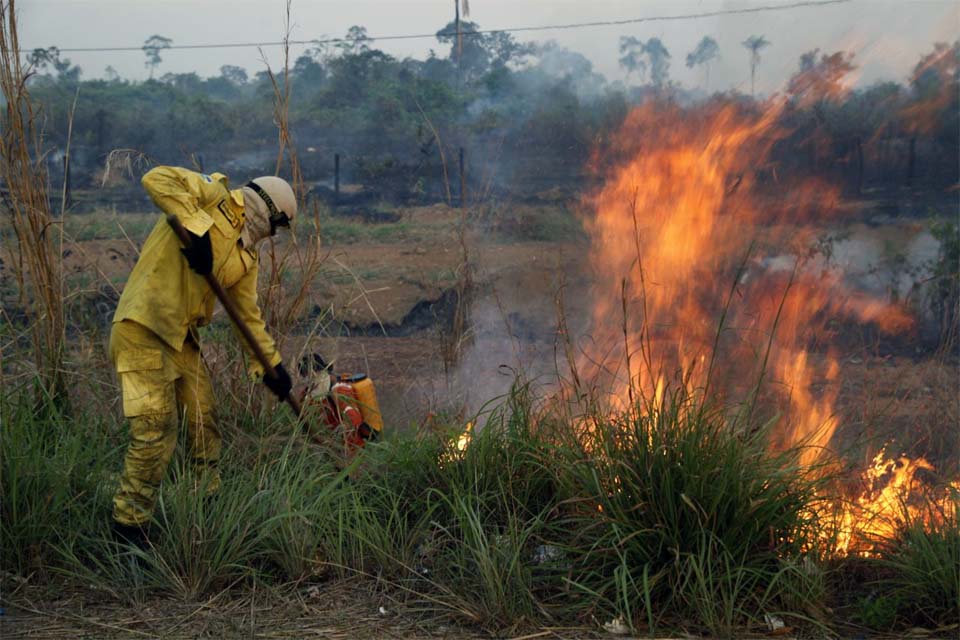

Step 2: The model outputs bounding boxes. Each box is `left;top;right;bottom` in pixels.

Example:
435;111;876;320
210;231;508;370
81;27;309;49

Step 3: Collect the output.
576;95;958;568
3;374;957;637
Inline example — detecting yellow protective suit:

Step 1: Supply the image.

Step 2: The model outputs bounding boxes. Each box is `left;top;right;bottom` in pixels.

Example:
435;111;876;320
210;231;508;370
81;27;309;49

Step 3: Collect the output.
111;166;282;527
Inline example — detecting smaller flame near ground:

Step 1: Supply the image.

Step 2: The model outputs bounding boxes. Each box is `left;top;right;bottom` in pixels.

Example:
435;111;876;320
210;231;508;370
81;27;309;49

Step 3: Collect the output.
433;418;473;465
830;448;958;557
456;421;474;452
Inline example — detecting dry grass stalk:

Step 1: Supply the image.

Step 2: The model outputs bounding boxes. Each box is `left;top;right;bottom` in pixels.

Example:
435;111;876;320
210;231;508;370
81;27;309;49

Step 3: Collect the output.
256;0;326;351
441;204;474;377
420;98;472;377
0;0;67;402
416;100;453;206
59;89;78;217
100;148;154;187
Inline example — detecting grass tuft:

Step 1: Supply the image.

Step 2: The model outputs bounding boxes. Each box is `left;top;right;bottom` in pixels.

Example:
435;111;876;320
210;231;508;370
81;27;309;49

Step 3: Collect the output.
552;389;825;634
876;493;960;628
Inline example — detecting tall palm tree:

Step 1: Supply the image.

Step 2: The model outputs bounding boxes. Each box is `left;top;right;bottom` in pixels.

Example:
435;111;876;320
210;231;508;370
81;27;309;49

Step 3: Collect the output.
742;35;770;98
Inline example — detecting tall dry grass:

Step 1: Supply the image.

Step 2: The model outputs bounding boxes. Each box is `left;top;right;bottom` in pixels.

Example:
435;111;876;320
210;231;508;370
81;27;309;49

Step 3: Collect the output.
256;0;326;355
0;0;67;403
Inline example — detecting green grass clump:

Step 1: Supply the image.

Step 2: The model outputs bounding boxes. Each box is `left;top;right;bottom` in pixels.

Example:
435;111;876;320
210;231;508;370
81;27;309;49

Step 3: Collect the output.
0;394;121;578
552;392;825;637
62;211;157;242
311;445;438;580
412;386;569;627
875;496;960;629
855;592;904;630
149;467;271;599
488;204;585;243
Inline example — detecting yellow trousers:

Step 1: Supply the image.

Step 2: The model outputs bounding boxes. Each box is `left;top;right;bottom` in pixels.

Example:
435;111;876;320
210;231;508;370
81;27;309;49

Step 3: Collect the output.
110;320;220;526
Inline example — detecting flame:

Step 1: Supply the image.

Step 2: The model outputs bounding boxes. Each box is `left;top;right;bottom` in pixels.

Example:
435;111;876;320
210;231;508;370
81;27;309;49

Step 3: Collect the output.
456;421;474;452
901;42;959;135
581;98;907;440
831;449;957;556
438;420;473;466
578;94;941;555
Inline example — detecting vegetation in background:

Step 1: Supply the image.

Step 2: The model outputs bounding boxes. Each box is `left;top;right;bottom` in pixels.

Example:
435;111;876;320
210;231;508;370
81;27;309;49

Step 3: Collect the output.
23;26;960;201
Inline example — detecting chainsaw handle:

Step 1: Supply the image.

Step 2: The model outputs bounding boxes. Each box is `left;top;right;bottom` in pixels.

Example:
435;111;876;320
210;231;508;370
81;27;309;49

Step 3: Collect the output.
166;214;302;416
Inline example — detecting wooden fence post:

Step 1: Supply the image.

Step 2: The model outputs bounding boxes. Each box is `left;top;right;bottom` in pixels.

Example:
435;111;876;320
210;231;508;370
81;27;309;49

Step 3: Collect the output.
459;147;466;208
334;152;340;204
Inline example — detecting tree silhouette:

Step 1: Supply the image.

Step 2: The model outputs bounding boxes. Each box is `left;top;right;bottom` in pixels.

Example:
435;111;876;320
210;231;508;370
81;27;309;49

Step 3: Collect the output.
618;36;647;83
619;37;670;88
27;46;80;81
742;35;770;97
787;49;856;108
686;36;719;91
142;34;172;79
436;20;531;85
27;46;59;71
219;65;248;85
644;37;671;88
337;26;370;57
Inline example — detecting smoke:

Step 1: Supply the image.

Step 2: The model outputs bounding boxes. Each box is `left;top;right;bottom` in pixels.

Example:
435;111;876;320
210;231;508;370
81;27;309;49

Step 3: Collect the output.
534;41;608;98
447;254;595;423
828;226;940;300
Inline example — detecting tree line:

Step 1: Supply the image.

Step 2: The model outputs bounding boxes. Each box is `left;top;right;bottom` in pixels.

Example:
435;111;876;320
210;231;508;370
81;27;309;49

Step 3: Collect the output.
23;24;960;202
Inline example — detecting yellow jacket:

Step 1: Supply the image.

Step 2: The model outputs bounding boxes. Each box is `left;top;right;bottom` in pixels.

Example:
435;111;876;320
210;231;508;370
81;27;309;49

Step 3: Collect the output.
114;166;282;376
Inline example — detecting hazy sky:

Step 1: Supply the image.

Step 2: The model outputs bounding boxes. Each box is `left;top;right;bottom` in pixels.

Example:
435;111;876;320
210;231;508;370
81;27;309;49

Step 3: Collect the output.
19;0;960;94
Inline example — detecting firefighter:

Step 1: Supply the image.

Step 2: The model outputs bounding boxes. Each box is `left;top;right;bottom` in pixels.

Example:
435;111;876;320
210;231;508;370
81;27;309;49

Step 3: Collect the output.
109;165;296;547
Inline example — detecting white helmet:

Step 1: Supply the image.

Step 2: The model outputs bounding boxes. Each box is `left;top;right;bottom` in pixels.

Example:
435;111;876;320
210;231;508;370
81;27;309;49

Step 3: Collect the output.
240;176;297;246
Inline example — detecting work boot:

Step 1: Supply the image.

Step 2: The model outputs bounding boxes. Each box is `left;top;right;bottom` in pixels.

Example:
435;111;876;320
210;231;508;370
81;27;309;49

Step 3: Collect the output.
111;520;150;551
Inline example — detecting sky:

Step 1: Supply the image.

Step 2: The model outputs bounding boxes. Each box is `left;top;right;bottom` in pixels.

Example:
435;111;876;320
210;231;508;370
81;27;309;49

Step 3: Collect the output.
18;0;960;94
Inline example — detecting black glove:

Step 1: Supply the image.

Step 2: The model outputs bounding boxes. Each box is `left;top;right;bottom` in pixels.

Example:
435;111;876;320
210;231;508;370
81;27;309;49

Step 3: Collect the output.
180;231;213;276
263;362;292;401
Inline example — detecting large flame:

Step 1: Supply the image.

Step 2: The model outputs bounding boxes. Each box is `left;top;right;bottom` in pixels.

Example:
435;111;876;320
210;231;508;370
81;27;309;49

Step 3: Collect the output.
580;99;908;444
579;96;946;555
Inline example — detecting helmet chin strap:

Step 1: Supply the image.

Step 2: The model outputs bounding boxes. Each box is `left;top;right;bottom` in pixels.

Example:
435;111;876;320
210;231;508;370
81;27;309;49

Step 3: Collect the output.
245;181;290;233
